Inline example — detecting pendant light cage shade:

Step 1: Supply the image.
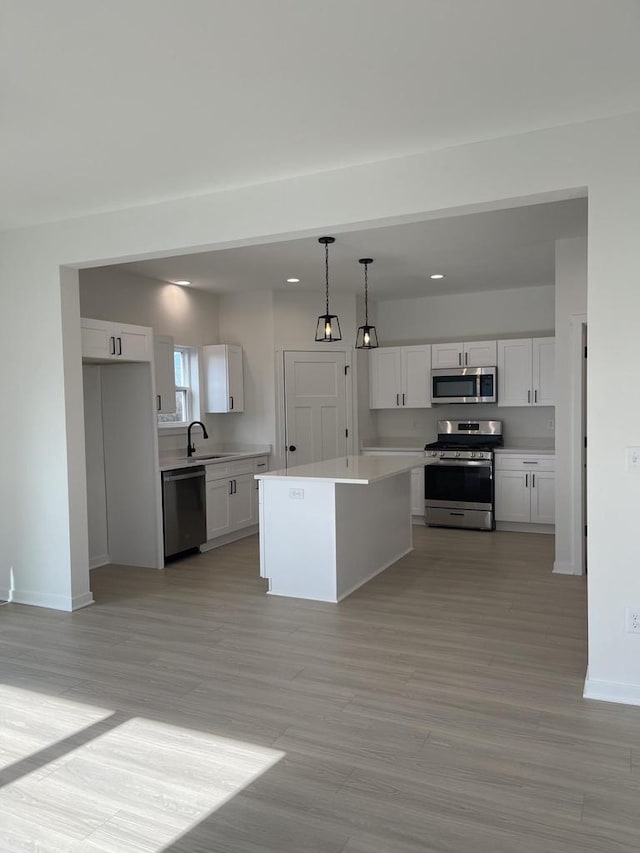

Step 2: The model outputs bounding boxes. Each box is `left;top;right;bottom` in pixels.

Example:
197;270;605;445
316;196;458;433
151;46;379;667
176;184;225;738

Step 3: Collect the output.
315;313;342;342
355;257;379;349
315;236;342;342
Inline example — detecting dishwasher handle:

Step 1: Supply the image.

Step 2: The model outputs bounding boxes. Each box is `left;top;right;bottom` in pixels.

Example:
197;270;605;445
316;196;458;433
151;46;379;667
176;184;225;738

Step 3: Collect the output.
163;468;205;482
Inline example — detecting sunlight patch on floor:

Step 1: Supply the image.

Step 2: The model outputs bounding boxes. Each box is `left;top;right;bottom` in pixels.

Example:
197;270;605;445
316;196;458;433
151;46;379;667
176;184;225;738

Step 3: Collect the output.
0;686;285;852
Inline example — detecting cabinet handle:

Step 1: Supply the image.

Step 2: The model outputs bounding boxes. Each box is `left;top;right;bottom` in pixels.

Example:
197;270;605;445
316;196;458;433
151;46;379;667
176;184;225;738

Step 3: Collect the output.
109;336;116;355
525;473;528;488
116;337;122;356
534;389;538;404
156;395;161;411
396;393;400;406
527;389;531;403
522;461;538;465
532;474;536;488
465;352;468;365
402;393;406;406
229;395;234;410
229;480;233;495
458;353;462;366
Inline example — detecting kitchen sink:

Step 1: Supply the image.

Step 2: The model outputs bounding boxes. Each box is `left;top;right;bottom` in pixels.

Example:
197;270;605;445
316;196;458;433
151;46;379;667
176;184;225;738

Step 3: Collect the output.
191;453;239;461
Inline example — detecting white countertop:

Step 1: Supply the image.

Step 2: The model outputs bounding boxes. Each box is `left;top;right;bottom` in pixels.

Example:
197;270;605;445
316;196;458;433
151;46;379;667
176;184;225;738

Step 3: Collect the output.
256;454;424;485
159;449;269;472
496;439;555;455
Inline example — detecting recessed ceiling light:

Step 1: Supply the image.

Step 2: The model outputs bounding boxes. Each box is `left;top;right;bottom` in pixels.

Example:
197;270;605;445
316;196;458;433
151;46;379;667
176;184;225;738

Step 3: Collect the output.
287;277;300;283
430;273;445;280
171;280;191;286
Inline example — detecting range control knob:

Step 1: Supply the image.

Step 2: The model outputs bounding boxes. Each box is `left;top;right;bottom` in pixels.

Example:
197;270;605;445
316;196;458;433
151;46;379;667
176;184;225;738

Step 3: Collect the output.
470;452;476;458
478;452;484;459
431;451;438;457
456;451;461;457
440;452;445;458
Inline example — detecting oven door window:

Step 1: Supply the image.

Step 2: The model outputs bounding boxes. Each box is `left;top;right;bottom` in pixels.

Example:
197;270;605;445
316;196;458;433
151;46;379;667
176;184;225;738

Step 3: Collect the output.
433;375;477;399
425;464;492;504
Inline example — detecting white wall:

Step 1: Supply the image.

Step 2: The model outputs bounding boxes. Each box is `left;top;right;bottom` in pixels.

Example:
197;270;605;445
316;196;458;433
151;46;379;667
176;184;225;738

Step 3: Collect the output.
554;237;588;575
2;110;640;705
376;284;555;345
82;365;108;567
79;268;221;346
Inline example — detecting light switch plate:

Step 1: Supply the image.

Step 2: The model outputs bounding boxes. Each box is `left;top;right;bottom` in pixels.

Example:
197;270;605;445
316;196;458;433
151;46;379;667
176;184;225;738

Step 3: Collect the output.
626;447;640;470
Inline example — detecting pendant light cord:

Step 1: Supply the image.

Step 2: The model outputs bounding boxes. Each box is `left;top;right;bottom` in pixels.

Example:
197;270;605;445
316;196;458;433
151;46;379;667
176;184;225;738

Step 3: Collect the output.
325;240;330;315
363;261;369;324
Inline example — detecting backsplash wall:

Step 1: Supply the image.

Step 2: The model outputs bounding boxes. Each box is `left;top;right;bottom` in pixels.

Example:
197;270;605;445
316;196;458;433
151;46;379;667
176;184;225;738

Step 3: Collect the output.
373;404;555;445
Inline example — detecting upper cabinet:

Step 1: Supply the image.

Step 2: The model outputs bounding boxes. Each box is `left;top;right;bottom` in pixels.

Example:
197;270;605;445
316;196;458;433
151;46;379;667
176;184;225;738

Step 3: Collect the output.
153;335;176;414
431;340;497;368
203;344;245;413
81;317;152;362
497;337;555;407
369;345;431;409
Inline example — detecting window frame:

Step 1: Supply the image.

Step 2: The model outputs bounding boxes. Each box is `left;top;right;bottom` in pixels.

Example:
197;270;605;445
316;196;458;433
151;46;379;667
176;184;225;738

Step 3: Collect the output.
157;345;200;431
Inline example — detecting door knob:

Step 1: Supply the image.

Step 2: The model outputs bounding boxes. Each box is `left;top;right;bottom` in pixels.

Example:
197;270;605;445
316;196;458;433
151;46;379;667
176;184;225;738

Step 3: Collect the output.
288;445;296;451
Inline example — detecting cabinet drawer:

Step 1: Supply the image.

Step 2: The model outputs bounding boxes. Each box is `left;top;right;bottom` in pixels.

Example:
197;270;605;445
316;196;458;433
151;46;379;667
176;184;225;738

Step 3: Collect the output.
494;454;555;472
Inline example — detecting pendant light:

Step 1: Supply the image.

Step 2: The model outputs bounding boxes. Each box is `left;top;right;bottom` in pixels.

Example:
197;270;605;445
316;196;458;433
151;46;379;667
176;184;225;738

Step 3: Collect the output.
355;257;379;349
315;236;342;342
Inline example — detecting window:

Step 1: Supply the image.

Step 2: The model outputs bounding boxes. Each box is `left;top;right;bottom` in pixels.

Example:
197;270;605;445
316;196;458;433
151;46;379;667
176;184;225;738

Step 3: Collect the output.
158;346;193;426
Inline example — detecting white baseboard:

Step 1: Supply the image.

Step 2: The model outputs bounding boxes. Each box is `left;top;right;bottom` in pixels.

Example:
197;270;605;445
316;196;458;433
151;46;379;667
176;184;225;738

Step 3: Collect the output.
584;673;640;706
72;592;95;610
553;560;582;575
0;587;10;603
199;524;258;552
89;554;110;569
495;522;554;534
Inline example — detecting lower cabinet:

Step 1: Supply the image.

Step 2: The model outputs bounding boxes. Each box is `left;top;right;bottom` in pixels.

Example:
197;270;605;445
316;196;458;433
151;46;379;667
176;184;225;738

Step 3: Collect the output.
494;454;555;526
205;456;268;542
361;450;424;520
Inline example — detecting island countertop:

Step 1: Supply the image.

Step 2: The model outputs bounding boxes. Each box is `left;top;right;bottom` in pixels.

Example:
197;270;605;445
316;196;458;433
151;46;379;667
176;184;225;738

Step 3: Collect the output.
255;454;424;485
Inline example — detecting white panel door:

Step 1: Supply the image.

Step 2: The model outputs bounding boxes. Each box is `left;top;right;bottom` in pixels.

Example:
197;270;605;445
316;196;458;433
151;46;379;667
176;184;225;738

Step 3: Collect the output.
284;351;348;467
230;473;253;530
402;346;431;408
494;471;531;523
116;326;151;362
81;318;113;359
369;347;401;409
532;337;555;406
530;470;555;524
431;342;463;369
153;335;176;414
497;338;533;406
227;344;245;412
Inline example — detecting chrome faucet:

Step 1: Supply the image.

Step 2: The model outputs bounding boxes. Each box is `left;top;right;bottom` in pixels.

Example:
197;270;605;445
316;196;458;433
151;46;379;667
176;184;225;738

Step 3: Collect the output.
187;420;209;457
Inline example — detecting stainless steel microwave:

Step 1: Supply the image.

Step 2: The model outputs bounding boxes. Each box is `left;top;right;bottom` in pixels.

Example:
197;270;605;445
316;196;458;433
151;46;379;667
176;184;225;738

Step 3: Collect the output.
431;366;497;404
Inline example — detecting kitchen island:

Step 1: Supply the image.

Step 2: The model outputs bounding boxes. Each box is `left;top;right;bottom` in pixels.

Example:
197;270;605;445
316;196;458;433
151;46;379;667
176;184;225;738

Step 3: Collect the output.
255;454;424;602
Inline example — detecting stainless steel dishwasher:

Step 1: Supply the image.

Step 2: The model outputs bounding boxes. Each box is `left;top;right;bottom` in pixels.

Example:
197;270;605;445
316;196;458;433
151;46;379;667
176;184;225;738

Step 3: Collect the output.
161;467;206;558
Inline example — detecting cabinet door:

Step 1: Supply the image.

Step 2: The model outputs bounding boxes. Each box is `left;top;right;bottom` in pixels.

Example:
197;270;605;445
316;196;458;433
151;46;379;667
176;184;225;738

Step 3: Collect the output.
253;458;268;524
532;337;555;406
227;345;245;412
497;339;533;407
410;467;425;516
401;346;431;408
116;326;152;362
464;340;497;367
494;470;531;522
369;348;401;409
431;342;463;369
206;478;232;539
230;473;253;530
154;335;176;414
530;470;555;524
81;318;115;359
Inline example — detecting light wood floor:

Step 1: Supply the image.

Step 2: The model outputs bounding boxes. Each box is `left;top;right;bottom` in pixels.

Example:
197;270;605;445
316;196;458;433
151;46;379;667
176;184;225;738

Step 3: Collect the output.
2;527;640;851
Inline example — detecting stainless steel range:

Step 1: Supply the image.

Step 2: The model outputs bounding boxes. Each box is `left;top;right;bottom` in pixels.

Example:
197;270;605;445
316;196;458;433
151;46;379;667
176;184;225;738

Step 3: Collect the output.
424;420;503;530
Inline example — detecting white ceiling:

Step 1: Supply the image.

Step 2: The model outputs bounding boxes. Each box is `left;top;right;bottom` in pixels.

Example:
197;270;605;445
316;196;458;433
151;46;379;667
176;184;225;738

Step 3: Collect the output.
1;1;638;230
111;198;587;299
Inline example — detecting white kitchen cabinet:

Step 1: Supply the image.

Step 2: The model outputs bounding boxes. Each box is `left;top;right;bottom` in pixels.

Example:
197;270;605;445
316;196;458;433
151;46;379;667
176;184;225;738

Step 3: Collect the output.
203;344;244;413
153;335;176;414
81;317;152;362
369;345;431;409
494;454;555;526
497;337;555;407
205;455;267;542
361;449;425;520
253;456;269;524
431;340;496;369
